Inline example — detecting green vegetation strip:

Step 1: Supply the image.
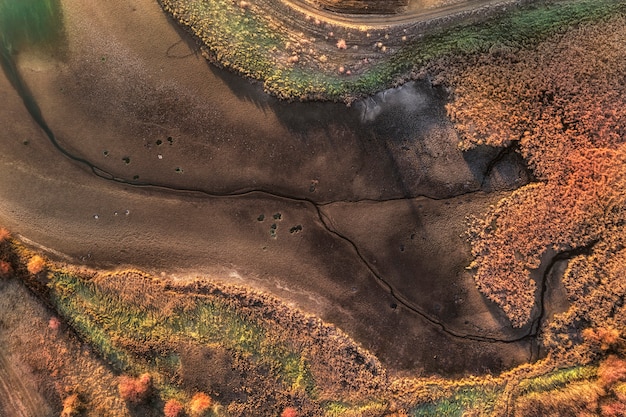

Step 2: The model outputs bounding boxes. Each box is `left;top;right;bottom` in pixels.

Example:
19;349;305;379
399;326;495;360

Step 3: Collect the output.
162;0;625;101
516;365;597;395
410;385;501;417
47;271;315;400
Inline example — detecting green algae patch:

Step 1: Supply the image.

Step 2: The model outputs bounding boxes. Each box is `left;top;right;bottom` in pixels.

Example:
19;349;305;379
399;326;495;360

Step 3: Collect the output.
159;0;624;101
0;0;65;52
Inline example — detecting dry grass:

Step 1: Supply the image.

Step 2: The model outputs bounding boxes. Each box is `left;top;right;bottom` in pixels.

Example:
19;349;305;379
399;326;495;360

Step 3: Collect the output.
436;13;626;328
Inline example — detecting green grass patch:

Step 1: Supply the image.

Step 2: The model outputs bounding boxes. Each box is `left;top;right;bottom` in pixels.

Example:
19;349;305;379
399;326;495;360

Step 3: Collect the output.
323;400;388;417
410;385;501;417
516;365;597;395
46;271;317;403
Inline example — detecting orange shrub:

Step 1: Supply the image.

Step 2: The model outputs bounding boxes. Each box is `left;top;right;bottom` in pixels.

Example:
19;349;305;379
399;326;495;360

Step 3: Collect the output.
0;260;11;277
60;394;82;417
583;327;621;351
281;407;298;417
164;399;184;417
598;355;626;388
0;227;10;242
118;373;151;402
601;400;626;417
27;255;46;274
189;392;212;415
48;316;61;331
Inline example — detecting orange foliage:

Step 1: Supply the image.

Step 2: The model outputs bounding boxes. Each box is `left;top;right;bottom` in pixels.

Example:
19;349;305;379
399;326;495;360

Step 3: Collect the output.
60;394;82;417
48;316;61;331
189;392;212;415
118;373;151;403
583;327;621;351
598;355;626;388
0;260;11;276
281;407;299;417
0;227;10;242
601;401;626;417
27;255;46;275
437;15;626;327
164;399;184;417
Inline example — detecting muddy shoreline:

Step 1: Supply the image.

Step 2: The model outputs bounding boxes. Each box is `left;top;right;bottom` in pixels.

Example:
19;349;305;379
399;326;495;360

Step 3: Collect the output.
0;0;537;377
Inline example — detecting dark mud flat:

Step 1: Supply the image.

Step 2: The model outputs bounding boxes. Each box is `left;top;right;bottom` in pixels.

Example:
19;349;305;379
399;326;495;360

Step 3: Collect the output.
1;0;534;376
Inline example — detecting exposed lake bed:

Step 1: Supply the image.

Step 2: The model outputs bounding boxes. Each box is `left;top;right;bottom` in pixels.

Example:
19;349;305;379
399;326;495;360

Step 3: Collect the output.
1;0;625;416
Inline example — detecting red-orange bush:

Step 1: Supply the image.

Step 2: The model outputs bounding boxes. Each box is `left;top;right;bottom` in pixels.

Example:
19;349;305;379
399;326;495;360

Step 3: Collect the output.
60;394;83;417
583;327;621;351
189;392;212;415
281;407;299;417
0;227;10;242
118;373;151;403
598;355;626;388
164;399;184;417
601;400;626;417
0;260;11;277
27;255;46;274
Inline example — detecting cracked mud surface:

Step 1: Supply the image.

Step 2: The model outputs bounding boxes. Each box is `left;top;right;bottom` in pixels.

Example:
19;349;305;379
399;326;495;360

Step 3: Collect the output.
1;0;538;376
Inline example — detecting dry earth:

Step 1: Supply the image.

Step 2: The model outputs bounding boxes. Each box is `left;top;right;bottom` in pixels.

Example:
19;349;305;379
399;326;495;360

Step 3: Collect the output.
0;0;536;383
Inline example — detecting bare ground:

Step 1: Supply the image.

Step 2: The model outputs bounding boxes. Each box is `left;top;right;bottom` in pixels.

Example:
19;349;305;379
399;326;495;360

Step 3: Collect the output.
0;0;534;380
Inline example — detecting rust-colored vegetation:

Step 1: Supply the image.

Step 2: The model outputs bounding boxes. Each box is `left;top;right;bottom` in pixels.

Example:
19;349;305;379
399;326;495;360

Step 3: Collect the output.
189;392;212;415
118;373;152;403
164;399;184;417
60;393;83;417
438;14;626;328
515;354;626;417
281;406;299;417
0;227;10;242
27;254;46;275
0;260;11;277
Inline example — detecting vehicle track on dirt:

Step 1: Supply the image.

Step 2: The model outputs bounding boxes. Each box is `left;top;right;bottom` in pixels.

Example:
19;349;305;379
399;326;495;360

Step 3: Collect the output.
281;0;525;28
0;348;50;417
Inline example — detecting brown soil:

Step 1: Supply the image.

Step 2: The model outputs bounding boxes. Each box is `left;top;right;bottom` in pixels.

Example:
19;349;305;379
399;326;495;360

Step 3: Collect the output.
0;0;533;381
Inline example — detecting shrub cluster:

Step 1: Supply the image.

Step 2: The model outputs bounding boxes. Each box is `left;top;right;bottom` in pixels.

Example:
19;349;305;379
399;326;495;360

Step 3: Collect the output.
438;14;626;327
118;373;152;403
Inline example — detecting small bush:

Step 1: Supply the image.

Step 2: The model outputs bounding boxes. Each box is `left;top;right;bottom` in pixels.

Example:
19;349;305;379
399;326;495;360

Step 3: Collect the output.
601;400;626;417
0;260;11;277
598;355;626;388
281;407;298;417
583;328;621;351
118;373;151;403
27;255;45;274
60;394;83;417
0;227;10;242
189;392;212;416
48;316;61;331
164;399;184;417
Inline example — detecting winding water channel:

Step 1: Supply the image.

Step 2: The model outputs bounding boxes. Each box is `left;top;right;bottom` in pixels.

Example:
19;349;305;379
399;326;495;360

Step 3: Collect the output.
0;0;537;375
